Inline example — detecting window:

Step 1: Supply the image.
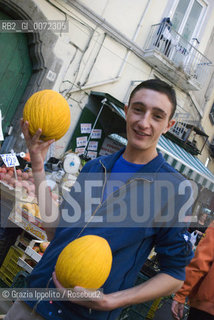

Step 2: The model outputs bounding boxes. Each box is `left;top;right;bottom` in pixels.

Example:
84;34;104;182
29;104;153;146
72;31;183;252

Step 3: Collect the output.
171;0;207;43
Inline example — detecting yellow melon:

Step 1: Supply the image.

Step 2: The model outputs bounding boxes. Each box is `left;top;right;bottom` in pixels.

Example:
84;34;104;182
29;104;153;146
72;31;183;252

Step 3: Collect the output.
55;235;113;289
23;90;71;141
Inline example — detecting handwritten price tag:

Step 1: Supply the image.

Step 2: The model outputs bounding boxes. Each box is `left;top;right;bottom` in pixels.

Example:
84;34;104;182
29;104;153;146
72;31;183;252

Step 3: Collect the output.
1;153;20;167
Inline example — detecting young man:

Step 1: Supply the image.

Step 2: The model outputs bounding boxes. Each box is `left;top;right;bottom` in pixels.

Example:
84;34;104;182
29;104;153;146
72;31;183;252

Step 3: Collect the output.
5;79;193;320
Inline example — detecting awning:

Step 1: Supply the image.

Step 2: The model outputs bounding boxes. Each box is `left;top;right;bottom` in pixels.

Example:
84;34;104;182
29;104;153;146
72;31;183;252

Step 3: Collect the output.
91;92;214;191
110;133;214;191
157;135;214;192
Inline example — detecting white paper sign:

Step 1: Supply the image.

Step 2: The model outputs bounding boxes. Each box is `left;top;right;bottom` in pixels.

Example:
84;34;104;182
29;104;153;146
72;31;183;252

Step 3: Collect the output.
87;151;97;160
91;129;102;139
88;141;98;151
81;123;91;134
99;137;123;156
76;136;87;147
0;110;4;141
75;147;85;155
1;153;20;167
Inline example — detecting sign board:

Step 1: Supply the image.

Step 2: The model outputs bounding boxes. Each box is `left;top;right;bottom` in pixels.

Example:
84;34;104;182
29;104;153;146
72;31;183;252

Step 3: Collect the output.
91;129;102;139
76;136;87;147
1;153;20;167
8;206;47;241
99;137;124;156
88;141;98;151
80;123;91;134
87;151;97;160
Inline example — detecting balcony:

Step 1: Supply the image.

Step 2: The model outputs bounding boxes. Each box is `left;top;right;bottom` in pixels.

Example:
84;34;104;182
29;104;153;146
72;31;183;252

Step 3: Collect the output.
164;112;208;155
143;23;212;91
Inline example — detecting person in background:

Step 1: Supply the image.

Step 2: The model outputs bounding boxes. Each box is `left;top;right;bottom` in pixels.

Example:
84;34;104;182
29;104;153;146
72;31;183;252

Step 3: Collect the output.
171;221;214;320
188;210;209;246
155;17;172;56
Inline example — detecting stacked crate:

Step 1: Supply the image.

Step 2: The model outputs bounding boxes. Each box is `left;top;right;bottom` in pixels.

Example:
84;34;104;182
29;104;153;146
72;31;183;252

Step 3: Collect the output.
0;245;24;287
0;231;43;287
118;272;162;320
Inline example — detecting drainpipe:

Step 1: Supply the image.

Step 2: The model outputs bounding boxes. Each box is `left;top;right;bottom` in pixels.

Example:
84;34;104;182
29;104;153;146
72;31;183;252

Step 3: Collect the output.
67;77;120;93
64;0;152;93
81;33;106;87
117;0;152;78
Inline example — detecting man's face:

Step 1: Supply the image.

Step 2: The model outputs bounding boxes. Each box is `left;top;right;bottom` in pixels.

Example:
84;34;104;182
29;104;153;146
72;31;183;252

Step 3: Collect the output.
125;88;175;155
200;213;208;223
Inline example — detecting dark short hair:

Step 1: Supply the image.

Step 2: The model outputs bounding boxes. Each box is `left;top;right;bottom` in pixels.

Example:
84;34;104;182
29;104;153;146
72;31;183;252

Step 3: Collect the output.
128;79;177;119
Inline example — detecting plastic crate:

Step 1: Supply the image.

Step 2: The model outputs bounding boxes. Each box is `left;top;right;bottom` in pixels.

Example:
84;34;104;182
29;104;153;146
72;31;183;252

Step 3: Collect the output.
0;246;24;286
120;301;162;320
133;302;153;315
0;239;8;266
16;241;42;274
119;308;146;320
15;232;43;250
24;246;42;262
146;297;162;319
17;257;35;273
118;272;162;320
11;271;29;288
0;278;8;288
0;228;22;267
134;272;162;319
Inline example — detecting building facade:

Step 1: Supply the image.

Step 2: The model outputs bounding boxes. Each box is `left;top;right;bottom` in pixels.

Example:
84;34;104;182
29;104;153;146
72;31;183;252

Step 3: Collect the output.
0;0;214;201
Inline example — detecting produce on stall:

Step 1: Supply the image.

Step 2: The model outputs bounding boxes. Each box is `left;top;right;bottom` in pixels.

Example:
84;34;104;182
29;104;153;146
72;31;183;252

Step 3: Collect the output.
0;164;50;286
0;166;35;200
0;230;50;286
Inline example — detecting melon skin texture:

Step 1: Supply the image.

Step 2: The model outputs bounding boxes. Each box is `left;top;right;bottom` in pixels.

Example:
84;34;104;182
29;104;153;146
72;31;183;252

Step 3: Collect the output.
55;235;113;289
23;90;71;141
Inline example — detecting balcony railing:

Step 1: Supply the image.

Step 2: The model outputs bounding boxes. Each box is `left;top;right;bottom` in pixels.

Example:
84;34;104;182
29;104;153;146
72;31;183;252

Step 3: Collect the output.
170;113;192;140
144;23;212;89
170;111;201;138
165;111;208;155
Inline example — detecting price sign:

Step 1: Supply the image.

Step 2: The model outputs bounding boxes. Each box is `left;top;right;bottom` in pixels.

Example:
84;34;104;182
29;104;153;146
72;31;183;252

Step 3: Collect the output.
80;123;91;134
1;153;20;167
91;129;102;139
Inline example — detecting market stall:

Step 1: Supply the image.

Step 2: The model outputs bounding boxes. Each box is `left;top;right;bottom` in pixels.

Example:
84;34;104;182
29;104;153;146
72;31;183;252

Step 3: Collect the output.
0;146;83;291
0;152;50;288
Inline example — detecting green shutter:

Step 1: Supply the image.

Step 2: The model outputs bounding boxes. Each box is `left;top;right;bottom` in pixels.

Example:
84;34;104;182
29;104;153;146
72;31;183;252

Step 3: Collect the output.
0;11;32;134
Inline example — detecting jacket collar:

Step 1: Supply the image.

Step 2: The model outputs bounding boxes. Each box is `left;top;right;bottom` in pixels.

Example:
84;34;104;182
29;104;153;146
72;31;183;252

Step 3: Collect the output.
100;147;166;174
99;147;125;172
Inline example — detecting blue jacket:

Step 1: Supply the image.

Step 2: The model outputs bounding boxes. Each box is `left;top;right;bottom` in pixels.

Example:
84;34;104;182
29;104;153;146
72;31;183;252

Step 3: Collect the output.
26;148;193;320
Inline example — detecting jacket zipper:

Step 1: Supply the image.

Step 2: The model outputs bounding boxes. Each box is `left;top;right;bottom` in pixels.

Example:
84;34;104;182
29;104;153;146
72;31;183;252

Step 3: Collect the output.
100;176;152;208
76;161;153;238
76;160;108;238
